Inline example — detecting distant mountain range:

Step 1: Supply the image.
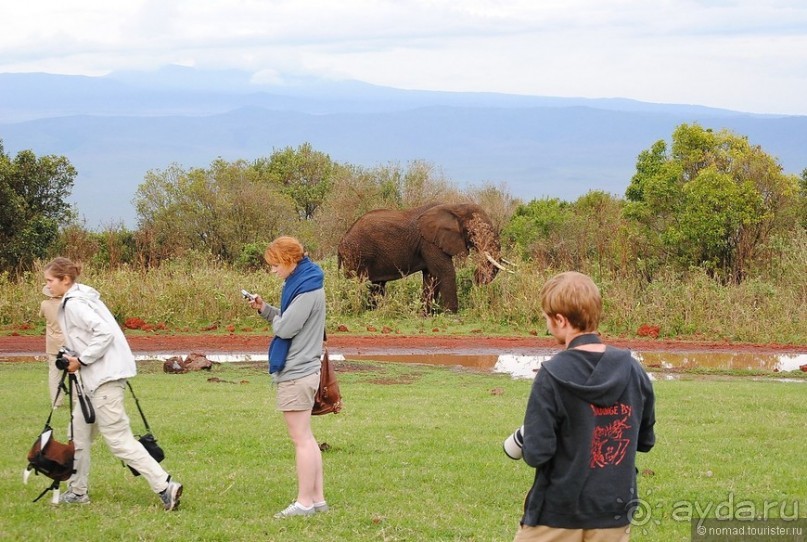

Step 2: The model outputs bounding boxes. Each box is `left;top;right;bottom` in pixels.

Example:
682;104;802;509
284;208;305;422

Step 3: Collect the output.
1;65;805;228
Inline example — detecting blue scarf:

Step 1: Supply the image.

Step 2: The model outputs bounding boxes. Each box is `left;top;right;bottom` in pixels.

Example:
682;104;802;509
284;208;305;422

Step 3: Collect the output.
268;256;324;374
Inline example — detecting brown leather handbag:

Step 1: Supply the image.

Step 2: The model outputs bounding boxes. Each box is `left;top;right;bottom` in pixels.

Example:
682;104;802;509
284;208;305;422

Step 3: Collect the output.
312;347;343;415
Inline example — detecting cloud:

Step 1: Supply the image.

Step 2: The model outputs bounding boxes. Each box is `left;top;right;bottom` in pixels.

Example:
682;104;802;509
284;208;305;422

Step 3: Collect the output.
2;0;807;114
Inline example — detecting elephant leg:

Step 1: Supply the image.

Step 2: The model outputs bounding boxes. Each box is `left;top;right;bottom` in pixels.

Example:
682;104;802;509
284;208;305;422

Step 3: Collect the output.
420;246;459;313
436;266;459;313
368;281;386;310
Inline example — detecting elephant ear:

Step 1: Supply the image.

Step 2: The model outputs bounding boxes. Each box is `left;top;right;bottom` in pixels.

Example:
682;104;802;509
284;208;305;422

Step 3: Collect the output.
417;206;468;256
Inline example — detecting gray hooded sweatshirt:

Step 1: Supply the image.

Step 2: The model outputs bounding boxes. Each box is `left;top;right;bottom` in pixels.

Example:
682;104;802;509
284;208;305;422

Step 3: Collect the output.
259;288;325;383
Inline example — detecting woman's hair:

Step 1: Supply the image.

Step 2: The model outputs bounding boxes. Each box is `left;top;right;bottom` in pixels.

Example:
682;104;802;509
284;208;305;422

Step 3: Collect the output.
44;257;82;282
264;236;305;266
540;271;602;332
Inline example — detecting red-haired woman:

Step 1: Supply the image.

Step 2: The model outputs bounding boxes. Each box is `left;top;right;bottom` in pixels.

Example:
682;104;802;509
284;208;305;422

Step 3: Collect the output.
246;236;328;518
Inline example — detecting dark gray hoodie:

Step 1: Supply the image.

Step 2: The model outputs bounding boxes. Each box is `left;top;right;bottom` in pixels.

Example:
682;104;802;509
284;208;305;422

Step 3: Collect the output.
519;345;655;529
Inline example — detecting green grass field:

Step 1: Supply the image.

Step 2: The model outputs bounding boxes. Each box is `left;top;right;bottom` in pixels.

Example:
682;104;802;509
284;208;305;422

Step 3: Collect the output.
2;360;805;541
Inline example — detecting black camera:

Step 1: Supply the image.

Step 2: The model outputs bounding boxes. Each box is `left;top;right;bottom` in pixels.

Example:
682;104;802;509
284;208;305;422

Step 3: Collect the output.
55;348;69;370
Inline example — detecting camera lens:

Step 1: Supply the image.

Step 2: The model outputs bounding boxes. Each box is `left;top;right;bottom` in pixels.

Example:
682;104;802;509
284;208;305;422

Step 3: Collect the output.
503;425;525;460
55;349;68;370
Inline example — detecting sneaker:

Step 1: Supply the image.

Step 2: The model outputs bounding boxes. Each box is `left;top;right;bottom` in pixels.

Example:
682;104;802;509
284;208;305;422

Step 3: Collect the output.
59;491;90;504
274;501;315;518
313;501;329;513
160;481;183;511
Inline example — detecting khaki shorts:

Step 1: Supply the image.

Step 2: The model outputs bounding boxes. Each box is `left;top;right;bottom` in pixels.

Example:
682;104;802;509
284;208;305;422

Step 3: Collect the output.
513;524;630;542
276;371;320;411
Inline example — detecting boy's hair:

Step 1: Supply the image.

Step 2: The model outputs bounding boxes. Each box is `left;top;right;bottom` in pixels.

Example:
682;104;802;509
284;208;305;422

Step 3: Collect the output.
264;236;305;266
44;257;82;282
540;271;602;332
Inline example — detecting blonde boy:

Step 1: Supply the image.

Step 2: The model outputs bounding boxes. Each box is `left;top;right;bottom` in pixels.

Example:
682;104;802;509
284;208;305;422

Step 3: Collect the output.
513;272;656;542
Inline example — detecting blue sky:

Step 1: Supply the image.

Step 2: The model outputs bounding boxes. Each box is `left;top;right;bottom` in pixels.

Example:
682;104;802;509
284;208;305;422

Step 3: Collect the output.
2;0;806;115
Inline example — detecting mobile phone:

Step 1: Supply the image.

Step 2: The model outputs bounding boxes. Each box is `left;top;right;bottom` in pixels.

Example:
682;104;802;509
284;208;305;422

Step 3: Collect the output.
241;289;257;301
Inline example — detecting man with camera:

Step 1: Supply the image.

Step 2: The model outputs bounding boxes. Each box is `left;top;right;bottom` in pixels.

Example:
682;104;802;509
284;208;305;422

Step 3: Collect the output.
507;272;655;542
44;257;183;511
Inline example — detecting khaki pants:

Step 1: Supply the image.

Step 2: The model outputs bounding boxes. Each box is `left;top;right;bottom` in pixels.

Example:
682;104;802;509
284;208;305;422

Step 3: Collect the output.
68;379;169;495
513;524;630;542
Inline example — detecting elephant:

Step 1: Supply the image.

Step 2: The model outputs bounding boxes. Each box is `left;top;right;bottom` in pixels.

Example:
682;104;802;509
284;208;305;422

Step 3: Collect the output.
337;202;510;313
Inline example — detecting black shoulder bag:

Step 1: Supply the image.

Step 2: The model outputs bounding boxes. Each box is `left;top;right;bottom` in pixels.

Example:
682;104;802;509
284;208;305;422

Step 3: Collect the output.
125;381;165;476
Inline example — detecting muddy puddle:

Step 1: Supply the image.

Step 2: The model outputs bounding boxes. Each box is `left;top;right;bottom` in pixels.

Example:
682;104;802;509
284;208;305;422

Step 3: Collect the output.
150;350;807;380
4;351;805;380
350;351;807;379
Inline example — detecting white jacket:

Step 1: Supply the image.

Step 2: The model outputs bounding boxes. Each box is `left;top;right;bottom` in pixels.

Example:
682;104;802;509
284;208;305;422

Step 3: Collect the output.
59;283;136;394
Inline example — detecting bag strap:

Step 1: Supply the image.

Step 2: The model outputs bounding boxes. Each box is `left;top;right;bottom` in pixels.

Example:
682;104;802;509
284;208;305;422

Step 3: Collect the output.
45;370;74;439
69;372;95;424
126;381;153;434
67;372;74;440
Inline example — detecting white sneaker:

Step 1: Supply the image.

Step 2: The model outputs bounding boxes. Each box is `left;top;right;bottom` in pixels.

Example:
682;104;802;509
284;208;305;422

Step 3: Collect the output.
274;501;315;518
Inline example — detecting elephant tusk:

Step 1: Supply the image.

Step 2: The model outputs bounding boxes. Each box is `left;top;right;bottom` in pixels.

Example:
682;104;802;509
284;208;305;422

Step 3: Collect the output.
484;252;515;274
500;257;518;268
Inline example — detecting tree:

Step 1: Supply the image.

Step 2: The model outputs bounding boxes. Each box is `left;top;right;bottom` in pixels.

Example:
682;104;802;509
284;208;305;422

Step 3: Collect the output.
0;141;76;273
52;222;137;269
252;143;339;220
501;197;572;265
624;124;801;283
570;190;626;274
133;160;296;264
501;191;625;273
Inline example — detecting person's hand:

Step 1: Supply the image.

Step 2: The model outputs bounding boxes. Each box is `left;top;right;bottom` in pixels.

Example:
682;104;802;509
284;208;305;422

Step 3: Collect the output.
65;355;81;373
249;294;265;312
